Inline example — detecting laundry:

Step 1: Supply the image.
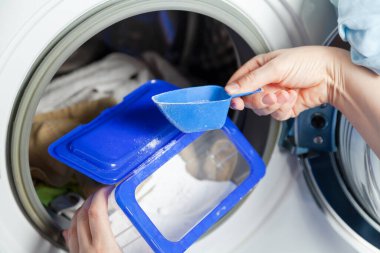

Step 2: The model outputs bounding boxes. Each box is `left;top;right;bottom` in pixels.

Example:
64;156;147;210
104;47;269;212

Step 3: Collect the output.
37;52;190;114
181;131;239;182
35;183;80;207
32;51;191;199
30;97;117;198
109;154;237;253
140;155;237;240
36;53;152;113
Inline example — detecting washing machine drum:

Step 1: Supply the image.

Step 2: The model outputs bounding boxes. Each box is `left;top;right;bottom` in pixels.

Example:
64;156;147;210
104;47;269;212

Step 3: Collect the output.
289;101;380;251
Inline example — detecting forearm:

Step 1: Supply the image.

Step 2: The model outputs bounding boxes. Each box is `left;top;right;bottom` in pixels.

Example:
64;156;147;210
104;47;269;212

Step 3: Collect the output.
329;50;380;157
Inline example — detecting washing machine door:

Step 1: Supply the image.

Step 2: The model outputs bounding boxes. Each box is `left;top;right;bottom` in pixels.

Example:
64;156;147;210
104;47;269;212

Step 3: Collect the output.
0;0;338;252
290;33;380;252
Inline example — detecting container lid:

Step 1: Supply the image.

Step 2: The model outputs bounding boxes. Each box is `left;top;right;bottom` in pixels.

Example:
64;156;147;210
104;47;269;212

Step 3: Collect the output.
49;79;266;253
48;80;184;184
114;119;266;253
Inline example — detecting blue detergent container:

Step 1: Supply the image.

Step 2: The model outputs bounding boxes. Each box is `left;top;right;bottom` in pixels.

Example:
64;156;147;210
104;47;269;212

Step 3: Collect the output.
49;80;266;253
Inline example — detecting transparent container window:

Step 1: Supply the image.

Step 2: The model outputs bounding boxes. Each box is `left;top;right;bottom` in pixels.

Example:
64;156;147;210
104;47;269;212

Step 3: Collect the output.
339;116;380;223
135;130;249;242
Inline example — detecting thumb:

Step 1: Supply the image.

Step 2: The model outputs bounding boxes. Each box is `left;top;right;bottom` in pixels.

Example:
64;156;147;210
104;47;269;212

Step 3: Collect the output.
226;62;282;94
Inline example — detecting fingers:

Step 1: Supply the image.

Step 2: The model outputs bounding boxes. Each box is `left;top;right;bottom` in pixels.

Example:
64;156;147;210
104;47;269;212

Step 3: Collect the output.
227;50;281;84
230;85;279;111
64;196;92;253
62;230;68;242
66;210;80;253
227;55;265;84
226;47;333;119
87;186;116;248
76;195;94;250
226;51;284;111
225;50;298;119
242;87;298;121
237;83;281;111
230;97;245;110
228;77;298;121
63;186;120;253
251;90;289;116
262;93;277;106
226;53;283;95
235;64;282;93
271;90;298;120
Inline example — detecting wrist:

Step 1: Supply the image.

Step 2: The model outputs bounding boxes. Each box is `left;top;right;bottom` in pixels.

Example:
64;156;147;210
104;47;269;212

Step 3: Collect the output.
326;48;350;109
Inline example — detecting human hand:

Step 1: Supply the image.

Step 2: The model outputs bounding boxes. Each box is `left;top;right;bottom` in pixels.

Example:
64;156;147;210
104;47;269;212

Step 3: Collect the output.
225;46;348;120
62;186;121;253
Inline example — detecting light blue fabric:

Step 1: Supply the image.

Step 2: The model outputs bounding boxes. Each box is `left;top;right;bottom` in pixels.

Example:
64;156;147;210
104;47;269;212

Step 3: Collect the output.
331;0;380;74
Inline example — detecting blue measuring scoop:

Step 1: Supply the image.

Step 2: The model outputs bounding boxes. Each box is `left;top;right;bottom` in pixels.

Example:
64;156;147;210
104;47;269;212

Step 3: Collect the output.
152;85;262;133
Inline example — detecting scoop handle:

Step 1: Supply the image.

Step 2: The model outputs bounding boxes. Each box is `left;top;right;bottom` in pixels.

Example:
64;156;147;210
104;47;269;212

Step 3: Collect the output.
229;88;262;98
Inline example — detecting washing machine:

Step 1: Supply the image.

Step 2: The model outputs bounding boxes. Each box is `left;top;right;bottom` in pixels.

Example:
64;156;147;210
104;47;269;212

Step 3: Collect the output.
0;0;378;252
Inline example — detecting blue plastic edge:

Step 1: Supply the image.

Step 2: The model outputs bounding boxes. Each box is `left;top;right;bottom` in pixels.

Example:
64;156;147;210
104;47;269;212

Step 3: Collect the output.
114;119;266;253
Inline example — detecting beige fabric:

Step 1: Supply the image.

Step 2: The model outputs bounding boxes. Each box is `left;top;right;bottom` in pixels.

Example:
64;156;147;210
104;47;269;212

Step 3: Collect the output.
30;97;116;197
181;131;237;182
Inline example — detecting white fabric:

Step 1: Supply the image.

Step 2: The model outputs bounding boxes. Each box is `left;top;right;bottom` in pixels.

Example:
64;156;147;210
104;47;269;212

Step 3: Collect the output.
37;52;191;114
109;155;236;253
37;53;152;113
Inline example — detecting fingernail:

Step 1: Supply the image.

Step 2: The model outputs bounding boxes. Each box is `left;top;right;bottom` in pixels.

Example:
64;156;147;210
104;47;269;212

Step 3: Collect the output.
225;83;240;93
230;101;238;110
262;94;275;105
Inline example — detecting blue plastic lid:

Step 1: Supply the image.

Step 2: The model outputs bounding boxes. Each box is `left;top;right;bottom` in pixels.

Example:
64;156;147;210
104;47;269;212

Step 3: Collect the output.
49;80;266;253
114;119;266;253
49;80;183;184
